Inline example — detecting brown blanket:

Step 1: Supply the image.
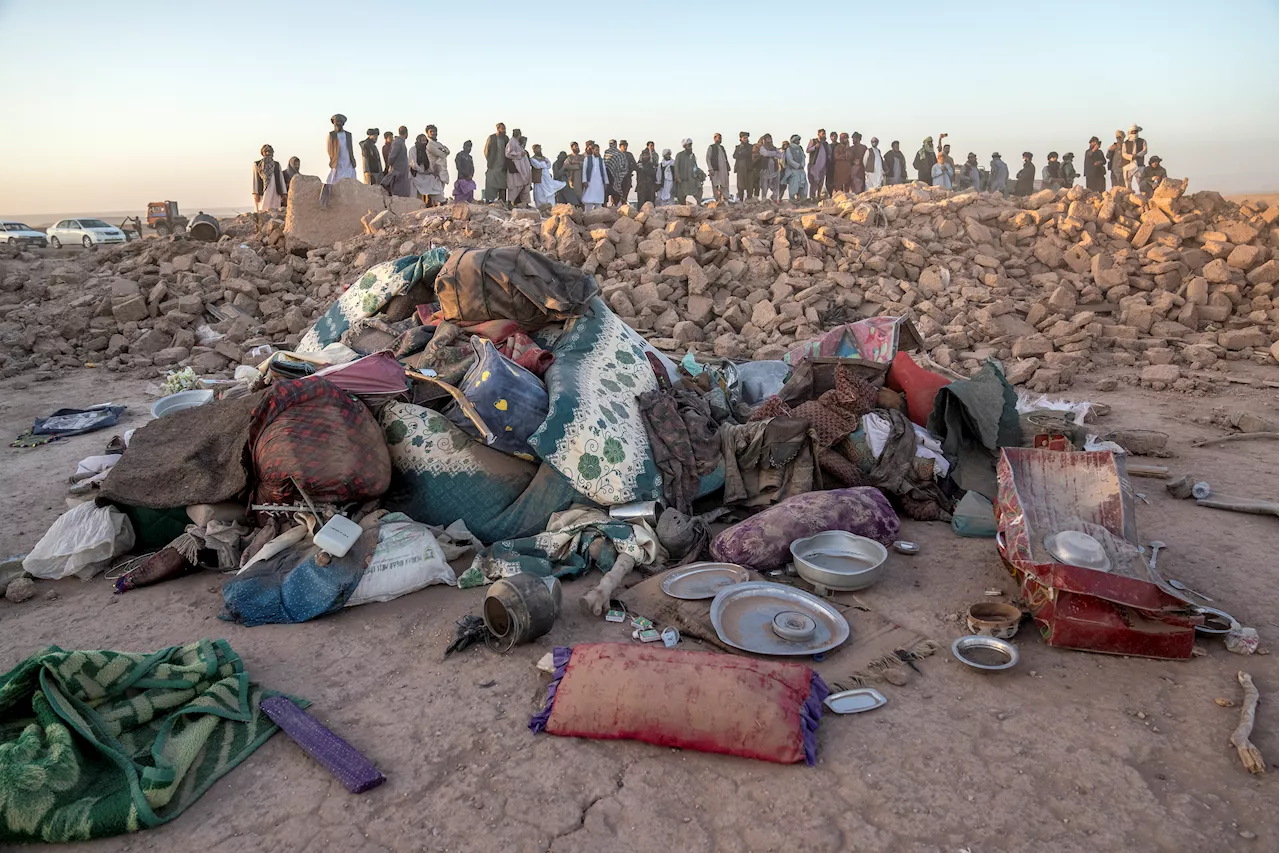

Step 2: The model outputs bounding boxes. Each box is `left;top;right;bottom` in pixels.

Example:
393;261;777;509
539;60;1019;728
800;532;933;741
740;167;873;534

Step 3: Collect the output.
619;569;938;692
100;392;263;510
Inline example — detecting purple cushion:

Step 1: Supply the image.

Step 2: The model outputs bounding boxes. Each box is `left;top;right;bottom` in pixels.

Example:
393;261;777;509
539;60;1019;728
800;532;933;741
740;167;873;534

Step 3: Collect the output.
710;487;900;571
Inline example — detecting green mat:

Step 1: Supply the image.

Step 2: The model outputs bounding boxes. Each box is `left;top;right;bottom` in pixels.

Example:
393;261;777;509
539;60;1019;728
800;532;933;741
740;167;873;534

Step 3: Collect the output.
0;638;300;843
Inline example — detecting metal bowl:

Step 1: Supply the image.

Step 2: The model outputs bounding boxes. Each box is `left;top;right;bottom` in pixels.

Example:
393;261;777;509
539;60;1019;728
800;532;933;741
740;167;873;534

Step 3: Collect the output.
151;389;214;418
1043;530;1111;572
966;602;1022;640
790;531;889;594
1193;605;1237;635
951;635;1019;671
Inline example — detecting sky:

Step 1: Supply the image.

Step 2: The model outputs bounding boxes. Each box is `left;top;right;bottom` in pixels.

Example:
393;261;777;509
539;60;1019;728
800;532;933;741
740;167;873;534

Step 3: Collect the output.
1;0;1277;219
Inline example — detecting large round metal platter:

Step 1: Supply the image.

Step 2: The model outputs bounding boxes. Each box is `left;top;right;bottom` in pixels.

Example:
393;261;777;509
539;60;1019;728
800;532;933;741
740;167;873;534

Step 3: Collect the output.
710;581;850;656
660;563;750;600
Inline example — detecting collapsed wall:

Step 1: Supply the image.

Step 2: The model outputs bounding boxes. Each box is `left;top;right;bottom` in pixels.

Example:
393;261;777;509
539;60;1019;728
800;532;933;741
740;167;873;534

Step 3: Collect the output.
0;179;1275;395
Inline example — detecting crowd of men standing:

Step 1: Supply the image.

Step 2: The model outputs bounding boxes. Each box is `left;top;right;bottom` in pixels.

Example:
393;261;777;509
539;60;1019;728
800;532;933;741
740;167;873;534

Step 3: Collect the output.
251;116;1167;213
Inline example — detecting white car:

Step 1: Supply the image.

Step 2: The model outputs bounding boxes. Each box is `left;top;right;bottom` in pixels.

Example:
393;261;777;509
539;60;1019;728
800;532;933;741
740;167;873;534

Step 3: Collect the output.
0;221;48;248
46;218;127;249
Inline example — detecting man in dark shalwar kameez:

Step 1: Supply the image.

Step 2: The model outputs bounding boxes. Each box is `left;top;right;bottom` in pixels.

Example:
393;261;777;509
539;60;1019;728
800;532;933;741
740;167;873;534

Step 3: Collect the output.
483;122;510;203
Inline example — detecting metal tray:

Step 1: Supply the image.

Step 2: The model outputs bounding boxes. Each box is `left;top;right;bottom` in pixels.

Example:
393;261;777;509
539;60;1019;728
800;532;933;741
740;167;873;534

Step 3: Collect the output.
710;581;850;656
824;688;888;715
660;563;750;600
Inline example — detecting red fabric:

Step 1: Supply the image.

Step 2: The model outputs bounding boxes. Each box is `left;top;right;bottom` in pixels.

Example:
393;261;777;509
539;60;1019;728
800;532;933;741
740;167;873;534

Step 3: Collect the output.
315;351;408;397
250;377;390;505
541;643;817;765
886;351;950;426
499;331;554;376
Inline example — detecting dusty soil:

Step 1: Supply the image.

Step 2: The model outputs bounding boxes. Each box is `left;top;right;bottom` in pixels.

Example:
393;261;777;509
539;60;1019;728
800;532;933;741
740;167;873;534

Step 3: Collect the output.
0;367;1276;853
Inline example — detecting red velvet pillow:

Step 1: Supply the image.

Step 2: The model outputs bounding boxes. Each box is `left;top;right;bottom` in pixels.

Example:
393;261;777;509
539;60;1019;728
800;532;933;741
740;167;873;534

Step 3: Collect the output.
886;351;951;426
530;643;828;765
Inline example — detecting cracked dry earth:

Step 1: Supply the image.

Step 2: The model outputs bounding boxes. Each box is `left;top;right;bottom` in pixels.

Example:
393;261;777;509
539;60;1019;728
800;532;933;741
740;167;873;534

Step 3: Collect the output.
0;368;1276;853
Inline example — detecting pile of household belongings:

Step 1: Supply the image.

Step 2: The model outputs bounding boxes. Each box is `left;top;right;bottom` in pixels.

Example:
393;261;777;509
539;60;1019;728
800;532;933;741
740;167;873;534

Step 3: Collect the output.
22;241;1195;652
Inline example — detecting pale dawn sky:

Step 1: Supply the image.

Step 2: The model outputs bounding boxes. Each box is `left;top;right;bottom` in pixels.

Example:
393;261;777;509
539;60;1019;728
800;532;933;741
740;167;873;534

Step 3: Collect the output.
0;0;1276;218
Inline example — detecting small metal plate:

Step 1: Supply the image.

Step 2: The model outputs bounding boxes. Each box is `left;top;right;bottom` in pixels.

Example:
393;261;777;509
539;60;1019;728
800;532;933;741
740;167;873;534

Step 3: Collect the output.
710;581;850;656
660;563;750;600
824;688;888;715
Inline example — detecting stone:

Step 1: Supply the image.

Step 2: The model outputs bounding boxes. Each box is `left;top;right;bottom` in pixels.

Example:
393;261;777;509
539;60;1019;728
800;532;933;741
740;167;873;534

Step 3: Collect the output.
1218;328;1268;350
1185;277;1208;305
751;300;778;328
284;175;393;250
1141;364;1180;384
631;281;660;310
685;295;714;325
1045;285;1077;314
1012;336;1053;358
1246;259;1278;286
1005;358;1041;385
190;351;230;373
1202;258;1232;283
665;237;696;263
1090;252;1128;289
111;296;149;324
712;333;744;359
1226;244;1263;270
152;346;191;366
673;321;703;345
1033;239;1064;269
109;278;141;298
177;294;204;315
791;256;824;274
5;577;35;604
130;329;172;355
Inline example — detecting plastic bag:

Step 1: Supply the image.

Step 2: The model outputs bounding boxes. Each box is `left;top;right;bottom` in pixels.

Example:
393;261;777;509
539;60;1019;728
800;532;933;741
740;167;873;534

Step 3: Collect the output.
951;491;998;538
23;501;135;580
346;515;456;606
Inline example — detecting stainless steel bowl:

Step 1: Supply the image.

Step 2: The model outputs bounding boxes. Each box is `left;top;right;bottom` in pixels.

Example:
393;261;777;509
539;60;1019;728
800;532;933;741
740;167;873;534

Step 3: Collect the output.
1043;530;1111;572
951;635;1019;671
790;531;889;594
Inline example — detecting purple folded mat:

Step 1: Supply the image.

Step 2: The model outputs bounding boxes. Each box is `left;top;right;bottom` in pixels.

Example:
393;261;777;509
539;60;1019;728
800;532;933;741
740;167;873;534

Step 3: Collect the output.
260;695;386;793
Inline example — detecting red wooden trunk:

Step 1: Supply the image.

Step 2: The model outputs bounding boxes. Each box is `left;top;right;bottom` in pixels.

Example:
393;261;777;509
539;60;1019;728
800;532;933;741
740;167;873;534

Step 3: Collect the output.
995;448;1201;659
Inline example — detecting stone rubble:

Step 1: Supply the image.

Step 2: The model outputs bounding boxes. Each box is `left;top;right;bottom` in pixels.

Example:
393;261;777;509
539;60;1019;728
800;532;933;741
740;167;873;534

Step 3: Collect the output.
1;180;1276;396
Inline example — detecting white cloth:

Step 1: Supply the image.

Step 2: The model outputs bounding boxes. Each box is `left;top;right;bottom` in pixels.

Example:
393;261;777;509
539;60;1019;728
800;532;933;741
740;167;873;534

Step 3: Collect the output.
256;175;282;212
326;134;358;184
409;145;433;197
862;413;951;478
530;155;566;206
424;138;451;197
581;154;606;205
865;147;884;189
931;162;953;190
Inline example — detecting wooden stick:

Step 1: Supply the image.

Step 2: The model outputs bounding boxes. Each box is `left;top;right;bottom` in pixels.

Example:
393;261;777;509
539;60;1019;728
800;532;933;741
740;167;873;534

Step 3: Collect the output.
1126;464;1170;478
1230;671;1265;775
1196;496;1280;516
1191;432;1279;448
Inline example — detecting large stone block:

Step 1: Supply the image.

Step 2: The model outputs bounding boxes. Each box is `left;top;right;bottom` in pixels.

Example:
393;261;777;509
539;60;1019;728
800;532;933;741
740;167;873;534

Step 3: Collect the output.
284;175;392;250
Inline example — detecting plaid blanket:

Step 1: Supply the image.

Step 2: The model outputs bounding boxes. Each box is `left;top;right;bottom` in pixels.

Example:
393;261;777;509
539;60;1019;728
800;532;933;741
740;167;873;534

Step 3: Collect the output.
0;639;294;843
250;377;390;506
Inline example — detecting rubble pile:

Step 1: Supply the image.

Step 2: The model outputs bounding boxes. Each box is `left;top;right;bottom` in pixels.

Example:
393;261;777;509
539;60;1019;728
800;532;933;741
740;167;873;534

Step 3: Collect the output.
1;179;1275;392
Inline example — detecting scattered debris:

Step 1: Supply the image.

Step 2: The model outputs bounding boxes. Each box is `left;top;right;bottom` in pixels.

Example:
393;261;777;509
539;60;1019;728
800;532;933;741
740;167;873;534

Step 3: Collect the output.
1229;671;1265;774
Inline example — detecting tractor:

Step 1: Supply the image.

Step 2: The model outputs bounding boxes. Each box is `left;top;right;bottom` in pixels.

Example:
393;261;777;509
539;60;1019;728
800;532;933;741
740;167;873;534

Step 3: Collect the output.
146;201;189;236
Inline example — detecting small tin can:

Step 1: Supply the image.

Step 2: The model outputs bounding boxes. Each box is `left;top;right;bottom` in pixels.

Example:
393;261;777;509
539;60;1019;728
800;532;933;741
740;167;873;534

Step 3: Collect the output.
661;627;680;647
631;616;654;630
605;608;626;623
635;628;662;643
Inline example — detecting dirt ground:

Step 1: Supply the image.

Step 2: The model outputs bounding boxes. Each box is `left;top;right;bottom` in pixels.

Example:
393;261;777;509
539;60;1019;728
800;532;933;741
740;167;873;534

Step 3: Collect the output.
0;367;1276;853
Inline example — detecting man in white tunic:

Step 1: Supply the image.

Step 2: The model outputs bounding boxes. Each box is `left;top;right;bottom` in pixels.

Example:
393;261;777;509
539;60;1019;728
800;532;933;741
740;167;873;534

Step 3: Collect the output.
580;143;607;211
865;137;885;190
325;114;358;184
252;144;285;212
530;144;566;208
423;125;450;207
656;149;675;206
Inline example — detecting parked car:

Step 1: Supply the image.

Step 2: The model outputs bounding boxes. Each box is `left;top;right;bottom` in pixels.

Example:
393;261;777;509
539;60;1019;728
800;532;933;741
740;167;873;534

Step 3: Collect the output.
0;221;48;248
46;218;127;249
